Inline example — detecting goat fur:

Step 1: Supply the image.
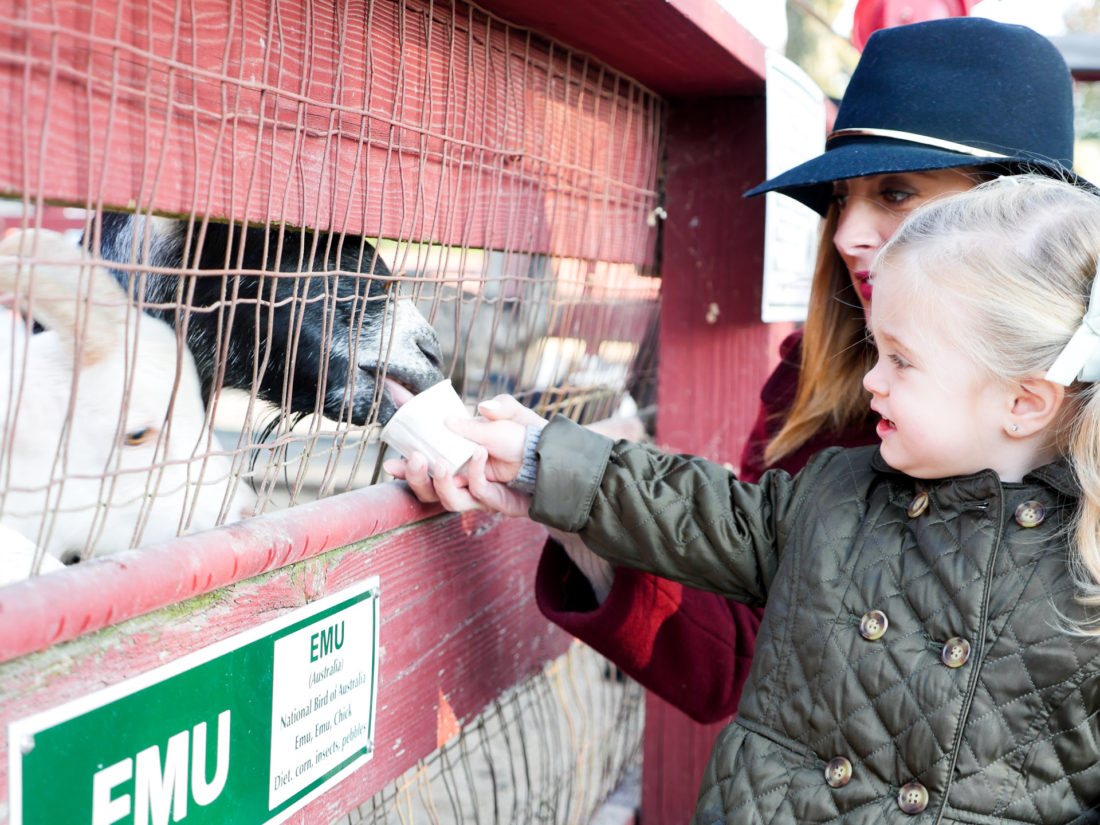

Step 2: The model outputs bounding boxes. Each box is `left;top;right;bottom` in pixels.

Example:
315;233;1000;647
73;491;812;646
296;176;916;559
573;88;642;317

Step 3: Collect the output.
0;229;257;565
89;214;446;424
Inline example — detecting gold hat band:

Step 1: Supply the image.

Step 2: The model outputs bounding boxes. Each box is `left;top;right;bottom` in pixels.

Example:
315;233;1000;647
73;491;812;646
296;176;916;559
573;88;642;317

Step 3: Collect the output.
826;127;1012;160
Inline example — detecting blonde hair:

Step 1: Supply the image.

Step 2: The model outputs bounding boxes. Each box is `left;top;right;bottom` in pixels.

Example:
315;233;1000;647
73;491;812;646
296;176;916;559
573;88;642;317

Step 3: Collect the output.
874;174;1100;620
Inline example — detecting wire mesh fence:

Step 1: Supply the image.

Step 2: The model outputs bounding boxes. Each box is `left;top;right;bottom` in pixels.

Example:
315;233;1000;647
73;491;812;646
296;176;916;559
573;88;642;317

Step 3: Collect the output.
0;2;660;820
0;0;664;566
341;643;644;825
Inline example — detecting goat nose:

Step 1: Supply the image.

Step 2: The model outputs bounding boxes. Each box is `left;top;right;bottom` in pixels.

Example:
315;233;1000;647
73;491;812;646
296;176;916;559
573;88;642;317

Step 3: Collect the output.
419;327;443;371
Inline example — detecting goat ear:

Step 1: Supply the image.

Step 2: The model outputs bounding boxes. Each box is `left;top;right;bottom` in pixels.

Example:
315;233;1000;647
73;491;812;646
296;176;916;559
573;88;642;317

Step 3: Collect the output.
0;229;128;366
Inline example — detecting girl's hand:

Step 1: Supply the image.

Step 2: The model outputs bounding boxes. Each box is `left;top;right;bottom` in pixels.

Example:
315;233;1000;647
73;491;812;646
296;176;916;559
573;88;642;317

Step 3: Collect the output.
383;394;545;518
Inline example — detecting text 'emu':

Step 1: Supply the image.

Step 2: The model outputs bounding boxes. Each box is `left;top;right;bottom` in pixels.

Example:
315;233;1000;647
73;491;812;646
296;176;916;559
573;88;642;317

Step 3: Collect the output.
91;710;231;825
311;621;345;662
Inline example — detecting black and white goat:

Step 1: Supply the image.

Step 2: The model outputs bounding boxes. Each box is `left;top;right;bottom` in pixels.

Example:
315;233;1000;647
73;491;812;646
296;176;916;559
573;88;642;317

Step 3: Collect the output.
88;214;445;424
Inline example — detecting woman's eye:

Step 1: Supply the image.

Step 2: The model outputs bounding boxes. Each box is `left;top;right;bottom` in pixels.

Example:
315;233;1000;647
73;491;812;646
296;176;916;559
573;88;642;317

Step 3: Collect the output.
830;192;849;209
880;189;913;204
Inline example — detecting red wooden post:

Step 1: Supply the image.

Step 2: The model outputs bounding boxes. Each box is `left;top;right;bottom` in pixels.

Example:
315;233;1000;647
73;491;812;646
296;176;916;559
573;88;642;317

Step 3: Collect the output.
472;4;781;821
647;96;778;823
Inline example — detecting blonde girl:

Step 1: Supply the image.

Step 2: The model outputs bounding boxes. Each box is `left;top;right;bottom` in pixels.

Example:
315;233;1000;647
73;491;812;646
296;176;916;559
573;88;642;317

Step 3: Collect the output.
873;174;1100;617
391;175;1100;821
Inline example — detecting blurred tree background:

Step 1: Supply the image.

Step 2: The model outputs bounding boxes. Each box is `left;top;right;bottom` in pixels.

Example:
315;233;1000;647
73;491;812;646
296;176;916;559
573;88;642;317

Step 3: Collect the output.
1064;2;1100;180
778;0;1100;183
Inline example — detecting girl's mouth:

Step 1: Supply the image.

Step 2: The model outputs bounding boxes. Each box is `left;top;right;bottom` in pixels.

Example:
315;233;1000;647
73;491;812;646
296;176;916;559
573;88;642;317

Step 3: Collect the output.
876;416;896;438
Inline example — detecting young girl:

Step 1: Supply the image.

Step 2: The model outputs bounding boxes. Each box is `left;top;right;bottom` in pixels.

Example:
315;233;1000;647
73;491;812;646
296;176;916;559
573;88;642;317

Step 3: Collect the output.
399;17;1093;729
391;174;1100;820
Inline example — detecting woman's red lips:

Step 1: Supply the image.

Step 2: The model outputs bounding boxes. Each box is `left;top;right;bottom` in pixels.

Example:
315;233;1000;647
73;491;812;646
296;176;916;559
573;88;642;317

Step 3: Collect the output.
855;272;873;302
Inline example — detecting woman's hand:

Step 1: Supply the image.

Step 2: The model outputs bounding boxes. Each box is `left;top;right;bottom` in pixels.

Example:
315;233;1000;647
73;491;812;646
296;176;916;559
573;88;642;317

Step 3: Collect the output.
383;394;545;518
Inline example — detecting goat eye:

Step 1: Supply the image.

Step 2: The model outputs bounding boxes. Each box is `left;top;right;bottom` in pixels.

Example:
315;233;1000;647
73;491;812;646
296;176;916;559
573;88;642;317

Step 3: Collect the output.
124;427;158;446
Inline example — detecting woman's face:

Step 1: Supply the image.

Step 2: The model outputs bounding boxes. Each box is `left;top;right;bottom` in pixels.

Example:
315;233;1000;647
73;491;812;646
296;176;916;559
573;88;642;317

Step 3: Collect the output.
832;169;978;320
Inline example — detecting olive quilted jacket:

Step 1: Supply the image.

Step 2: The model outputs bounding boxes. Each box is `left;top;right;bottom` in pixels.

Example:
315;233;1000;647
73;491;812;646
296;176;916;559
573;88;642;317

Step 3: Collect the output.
529;415;1100;824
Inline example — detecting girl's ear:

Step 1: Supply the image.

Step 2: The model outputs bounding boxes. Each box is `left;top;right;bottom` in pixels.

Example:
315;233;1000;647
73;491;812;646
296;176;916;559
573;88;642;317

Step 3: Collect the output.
1007;377;1066;437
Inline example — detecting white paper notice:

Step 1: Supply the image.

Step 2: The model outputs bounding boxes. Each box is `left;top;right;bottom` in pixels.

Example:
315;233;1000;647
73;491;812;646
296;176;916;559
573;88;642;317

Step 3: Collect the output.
269;589;378;809
760;50;826;323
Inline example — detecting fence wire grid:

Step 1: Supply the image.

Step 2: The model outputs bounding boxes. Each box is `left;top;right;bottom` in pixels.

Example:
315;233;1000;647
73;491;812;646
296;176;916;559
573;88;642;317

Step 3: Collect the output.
0;1;661;821
343;643;644;825
0;0;664;564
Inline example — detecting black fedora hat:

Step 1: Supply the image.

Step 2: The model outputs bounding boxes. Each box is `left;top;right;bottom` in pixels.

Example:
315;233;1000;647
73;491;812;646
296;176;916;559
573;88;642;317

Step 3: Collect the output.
744;17;1088;215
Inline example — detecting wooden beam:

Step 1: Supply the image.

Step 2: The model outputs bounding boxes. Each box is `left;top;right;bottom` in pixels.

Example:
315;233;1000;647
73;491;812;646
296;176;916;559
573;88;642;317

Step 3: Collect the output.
0;0;662;263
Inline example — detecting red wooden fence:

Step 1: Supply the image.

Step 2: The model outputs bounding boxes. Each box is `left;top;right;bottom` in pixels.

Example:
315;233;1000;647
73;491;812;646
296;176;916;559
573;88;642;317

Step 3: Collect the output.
0;1;779;823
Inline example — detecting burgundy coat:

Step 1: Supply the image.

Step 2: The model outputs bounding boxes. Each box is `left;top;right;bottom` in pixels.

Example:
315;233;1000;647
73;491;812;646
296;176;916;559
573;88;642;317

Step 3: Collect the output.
533;331;879;723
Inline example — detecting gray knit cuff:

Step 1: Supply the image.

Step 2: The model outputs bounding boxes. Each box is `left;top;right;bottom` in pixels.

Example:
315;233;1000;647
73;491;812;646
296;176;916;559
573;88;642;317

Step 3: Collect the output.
508;423;545;494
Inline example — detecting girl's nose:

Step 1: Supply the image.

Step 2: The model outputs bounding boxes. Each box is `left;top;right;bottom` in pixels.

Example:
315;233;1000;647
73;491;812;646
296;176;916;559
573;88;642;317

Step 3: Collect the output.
863;359;884;396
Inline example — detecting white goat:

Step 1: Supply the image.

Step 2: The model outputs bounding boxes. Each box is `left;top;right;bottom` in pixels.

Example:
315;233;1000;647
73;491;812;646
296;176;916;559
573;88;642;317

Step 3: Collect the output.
0;523;63;584
0;229;256;568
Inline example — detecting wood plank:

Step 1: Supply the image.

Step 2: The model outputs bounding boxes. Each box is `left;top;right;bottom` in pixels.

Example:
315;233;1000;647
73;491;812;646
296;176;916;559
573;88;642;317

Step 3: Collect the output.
645;96;782;822
642;697;727;825
0;488;569;823
656;96;783;461
0;0;661;263
475;0;766;97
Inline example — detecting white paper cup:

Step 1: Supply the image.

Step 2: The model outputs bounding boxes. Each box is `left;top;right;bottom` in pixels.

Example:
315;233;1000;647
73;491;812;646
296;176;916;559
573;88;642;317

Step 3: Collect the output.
380;379;477;476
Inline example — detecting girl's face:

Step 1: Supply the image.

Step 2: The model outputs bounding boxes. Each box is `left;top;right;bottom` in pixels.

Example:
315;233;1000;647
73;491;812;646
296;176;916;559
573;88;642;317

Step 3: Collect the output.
862;263;1016;480
832;170;978;321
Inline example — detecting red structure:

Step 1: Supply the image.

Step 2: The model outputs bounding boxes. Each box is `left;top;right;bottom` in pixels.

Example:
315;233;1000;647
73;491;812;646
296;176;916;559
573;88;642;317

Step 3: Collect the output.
0;1;778;822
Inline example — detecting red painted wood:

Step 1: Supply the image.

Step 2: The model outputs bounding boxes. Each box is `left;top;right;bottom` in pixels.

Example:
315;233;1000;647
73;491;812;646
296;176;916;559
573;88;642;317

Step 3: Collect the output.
475;0;766;97
0;481;435;663
0;495;569;822
0;0;660;264
656;96;774;462
644;98;776;824
641;697;728;825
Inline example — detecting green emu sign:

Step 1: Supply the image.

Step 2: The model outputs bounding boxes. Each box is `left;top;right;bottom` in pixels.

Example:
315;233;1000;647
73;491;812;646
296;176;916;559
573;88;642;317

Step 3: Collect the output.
9;577;379;825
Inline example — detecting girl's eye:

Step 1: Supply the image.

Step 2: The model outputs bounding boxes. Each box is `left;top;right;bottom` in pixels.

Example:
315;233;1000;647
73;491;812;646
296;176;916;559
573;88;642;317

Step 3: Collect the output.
888;353;910;369
830;191;849;209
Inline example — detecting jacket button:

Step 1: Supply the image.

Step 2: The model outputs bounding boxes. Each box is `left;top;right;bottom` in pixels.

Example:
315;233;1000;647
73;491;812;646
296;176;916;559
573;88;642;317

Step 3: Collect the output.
824;756;853;788
898;781;929;814
1014;500;1046;528
859;610;888;641
907;491;929;517
941;636;971;668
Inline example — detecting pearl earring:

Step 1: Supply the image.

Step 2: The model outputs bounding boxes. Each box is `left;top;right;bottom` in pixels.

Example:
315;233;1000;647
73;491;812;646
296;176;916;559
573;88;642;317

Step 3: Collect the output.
1011;424;1020;432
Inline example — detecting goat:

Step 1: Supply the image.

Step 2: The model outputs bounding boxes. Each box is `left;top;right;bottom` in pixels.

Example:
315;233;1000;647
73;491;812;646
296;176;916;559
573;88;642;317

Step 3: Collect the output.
88;214;446;425
0;229;257;565
0;523;63;584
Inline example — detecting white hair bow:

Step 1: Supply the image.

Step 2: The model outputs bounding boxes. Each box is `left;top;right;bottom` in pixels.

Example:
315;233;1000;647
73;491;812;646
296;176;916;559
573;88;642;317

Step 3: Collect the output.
1046;264;1100;386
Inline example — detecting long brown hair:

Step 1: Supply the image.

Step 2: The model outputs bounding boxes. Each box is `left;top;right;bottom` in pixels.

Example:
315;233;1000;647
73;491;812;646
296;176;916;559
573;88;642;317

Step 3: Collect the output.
764;205;873;465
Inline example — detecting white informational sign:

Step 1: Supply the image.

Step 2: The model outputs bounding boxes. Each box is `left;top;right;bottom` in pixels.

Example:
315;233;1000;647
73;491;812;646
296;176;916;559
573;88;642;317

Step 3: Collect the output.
269;596;377;809
760;49;826;323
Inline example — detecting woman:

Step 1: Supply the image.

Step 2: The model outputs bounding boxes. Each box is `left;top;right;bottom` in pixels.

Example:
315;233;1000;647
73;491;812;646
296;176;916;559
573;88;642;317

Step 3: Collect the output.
387;16;1092;723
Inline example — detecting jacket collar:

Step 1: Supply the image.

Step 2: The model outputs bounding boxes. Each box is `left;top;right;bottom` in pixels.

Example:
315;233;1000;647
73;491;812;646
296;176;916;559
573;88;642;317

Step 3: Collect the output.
869;447;1080;499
